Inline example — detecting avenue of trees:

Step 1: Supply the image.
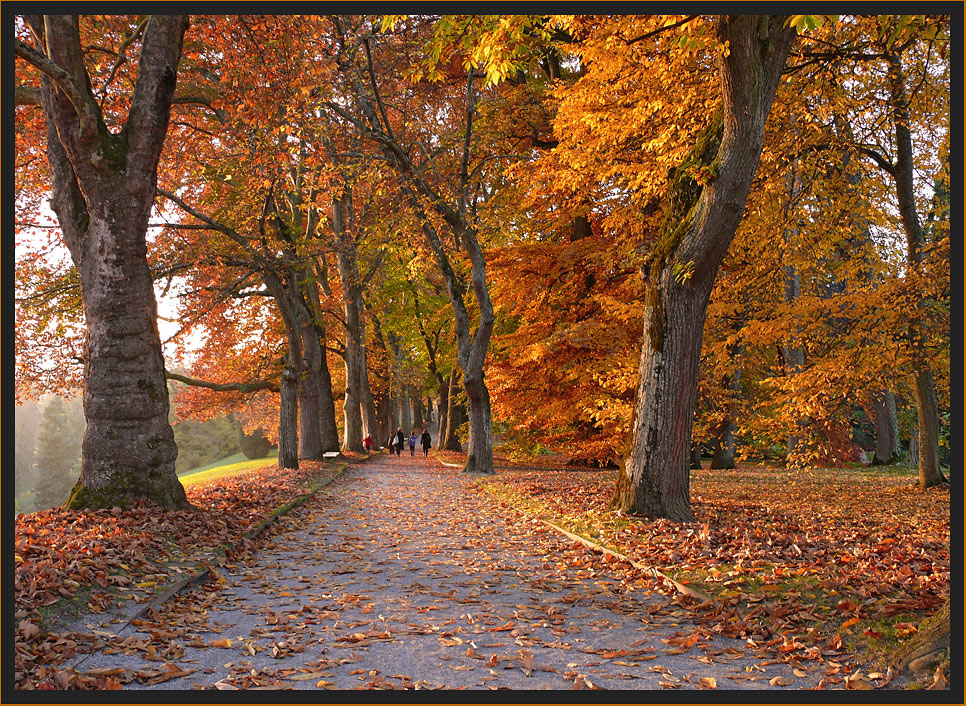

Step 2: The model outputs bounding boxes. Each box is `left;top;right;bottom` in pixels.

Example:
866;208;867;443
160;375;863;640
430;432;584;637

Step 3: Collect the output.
15;14;950;518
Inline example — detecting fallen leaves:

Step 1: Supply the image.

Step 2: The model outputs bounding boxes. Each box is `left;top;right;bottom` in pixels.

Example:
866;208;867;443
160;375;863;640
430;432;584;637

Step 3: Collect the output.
13;461;340;689
478;461;949;672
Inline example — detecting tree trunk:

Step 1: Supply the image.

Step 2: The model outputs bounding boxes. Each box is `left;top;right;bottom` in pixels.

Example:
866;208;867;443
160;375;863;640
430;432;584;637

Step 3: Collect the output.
443;368;463;452
301;274;340;453
400;388;412;434
359;329;379;440
780;157;806;461
711;356;741;470
21;15;192;510
265;272;302;469
334;193;364;452
299;313;324;460
414;396;424;429
783;263;806;460
689;445;703;470
871;389;901;465
613;16;795;521
711;420;737;469
278;362;300;469
463;372;492;472
65;191;189;509
885;51;946;488
436;375;450;450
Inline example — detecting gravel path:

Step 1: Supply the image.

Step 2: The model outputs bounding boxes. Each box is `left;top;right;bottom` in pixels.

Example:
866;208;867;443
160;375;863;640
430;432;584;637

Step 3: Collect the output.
73;453;823;690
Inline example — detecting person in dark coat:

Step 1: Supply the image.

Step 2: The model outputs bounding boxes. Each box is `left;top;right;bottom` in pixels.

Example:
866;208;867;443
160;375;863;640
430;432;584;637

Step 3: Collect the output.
420;429;432;457
394;428;405;456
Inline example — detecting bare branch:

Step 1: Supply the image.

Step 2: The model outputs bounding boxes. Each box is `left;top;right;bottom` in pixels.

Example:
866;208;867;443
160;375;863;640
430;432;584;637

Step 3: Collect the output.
165;370;279;393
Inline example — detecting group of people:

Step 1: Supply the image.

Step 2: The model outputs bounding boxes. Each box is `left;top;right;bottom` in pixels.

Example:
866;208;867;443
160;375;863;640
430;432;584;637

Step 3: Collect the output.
361;428;432;457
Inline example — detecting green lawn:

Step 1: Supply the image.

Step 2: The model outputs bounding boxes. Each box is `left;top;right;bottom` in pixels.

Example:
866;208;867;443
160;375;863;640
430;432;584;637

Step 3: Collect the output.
178;451;277;488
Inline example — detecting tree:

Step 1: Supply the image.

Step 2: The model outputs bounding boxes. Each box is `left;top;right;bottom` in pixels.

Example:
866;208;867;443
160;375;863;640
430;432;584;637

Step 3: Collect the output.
326;15;500;473
613;16;797;520
870;20;947;487
15;15;191;509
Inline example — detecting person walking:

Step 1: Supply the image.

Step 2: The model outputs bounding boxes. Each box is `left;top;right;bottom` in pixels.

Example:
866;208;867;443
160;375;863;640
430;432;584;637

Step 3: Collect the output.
394;428;405;456
420;428;432;457
363;434;373;453
408;431;418;456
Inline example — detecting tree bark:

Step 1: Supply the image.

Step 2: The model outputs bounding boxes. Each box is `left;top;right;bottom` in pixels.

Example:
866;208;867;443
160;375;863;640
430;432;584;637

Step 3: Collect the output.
20;15;191;510
885;51;945;488
443;368;463;452
711;356;741;469
299;305;324;459
437;375;450;451
613;16;795;521
300;269;340;454
413;396;424;429
358;325;379;440
689;445;703;470
711;420;737;469
263;270;301;469
871;389;901;465
334;192;365;452
400;387;413;434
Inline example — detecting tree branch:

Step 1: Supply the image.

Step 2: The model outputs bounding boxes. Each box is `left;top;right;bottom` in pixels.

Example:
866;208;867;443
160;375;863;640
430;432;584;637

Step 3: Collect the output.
14;36;100;140
165;370;279;393
857;145;896;177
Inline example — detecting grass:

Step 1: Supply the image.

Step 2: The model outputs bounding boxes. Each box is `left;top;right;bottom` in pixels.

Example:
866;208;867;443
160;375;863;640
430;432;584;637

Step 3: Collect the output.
178;456;277;488
178;449;277;478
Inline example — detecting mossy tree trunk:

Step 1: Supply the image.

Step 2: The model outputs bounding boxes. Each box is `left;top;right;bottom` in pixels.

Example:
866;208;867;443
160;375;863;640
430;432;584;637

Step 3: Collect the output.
613;15;796;521
17;15;191;510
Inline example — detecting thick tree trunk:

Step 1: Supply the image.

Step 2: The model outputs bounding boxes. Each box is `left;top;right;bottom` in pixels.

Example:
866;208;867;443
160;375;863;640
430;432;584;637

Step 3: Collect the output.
913;370;943;484
463;372;493;473
278;363;300;469
66;190;188;509
299;315;324;460
301;276;340;453
263;271;302;469
22;15;191;510
886;51;945;488
871;389;901;465
613;16;795;520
